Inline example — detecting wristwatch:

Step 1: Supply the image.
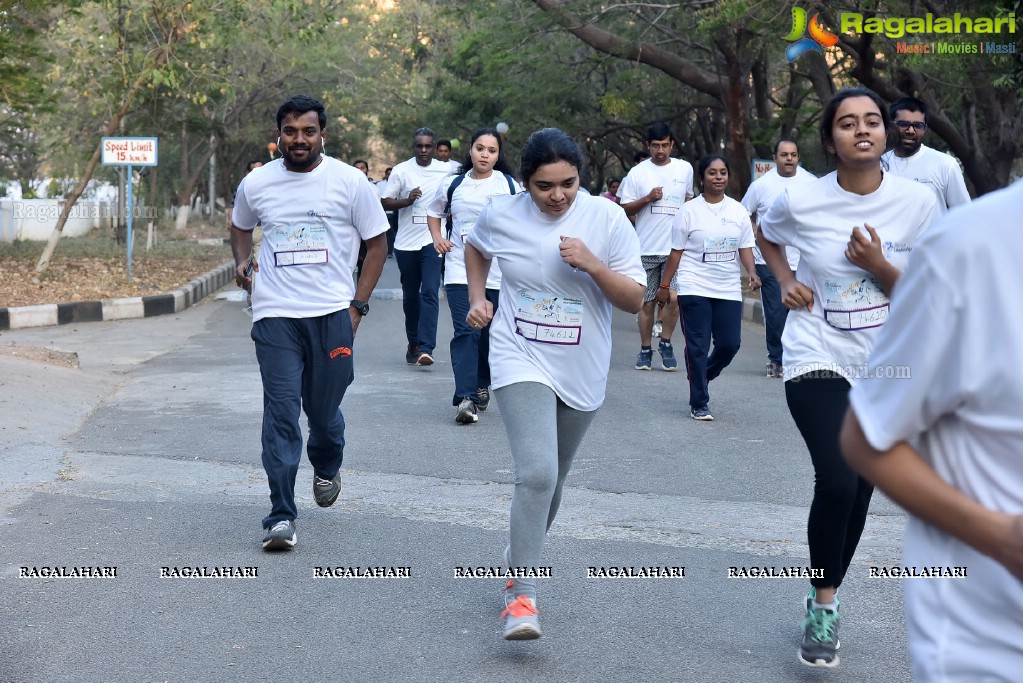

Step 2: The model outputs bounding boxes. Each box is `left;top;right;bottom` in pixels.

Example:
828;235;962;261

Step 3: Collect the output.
350;299;369;316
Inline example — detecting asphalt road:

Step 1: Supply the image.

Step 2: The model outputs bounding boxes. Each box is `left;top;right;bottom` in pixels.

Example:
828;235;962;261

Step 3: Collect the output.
0;259;912;682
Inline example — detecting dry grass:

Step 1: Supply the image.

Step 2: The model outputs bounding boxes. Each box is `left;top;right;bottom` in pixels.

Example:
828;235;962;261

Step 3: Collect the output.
0;221;233;308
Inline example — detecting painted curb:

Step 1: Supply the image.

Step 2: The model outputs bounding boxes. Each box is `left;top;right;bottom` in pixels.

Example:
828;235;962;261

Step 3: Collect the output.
743;297;765;325
0;260;235;331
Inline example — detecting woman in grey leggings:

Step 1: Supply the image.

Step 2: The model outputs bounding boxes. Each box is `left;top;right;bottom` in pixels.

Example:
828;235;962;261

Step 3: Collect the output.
465;128;645;640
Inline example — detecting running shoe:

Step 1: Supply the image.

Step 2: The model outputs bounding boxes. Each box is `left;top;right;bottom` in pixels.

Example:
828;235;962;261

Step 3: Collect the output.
501;581;541;640
804;587;839;613
690;407;714;421
313;473;342;507
652;320;663;338
455;397;479;424
635;348;653;371
799;606;840;668
767;361;782;378
473;387;491;411
416;352;435;366
262;520;297;551
658;339;678;371
405;344;420;365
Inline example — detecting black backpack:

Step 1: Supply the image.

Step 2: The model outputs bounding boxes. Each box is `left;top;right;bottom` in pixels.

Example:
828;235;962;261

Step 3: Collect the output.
444;172;517;239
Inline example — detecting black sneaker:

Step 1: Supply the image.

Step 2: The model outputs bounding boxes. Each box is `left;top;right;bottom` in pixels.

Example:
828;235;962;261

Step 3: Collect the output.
405;344;420;365
473;387;491;411
313;473;342;507
262;520;297;551
690;406;714;421
416;351;435;366
767;361;782;378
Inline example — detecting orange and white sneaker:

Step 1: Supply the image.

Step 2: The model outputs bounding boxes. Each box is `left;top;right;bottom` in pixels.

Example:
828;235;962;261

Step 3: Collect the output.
501;581;541;640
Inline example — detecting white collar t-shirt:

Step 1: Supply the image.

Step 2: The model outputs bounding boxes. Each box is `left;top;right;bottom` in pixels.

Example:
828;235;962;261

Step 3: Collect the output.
466;192;644;411
671;195;754;302
848;181;1023;681
759;171;937;383
426;171;520;289
232;156;389;322
381;157;454;251
881;144;971;215
617;158;695;256
740;166;816;269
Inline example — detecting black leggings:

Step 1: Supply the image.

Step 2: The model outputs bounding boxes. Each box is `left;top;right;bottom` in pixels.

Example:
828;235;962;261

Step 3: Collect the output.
785;371;873;590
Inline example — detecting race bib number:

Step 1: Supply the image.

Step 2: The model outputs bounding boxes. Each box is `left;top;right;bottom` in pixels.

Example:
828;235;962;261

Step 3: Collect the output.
457;219;475;238
651;193;683;215
702;236;738;263
514;290;583;345
822;276;890;331
271;224;328;267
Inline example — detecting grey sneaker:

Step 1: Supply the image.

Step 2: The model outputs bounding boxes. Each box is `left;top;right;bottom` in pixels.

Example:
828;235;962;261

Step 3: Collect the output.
501;582;541;640
473;387;491;411
767;361;782;378
799;606;840;668
455;397;479;424
313;473;342;507
262;520;297;551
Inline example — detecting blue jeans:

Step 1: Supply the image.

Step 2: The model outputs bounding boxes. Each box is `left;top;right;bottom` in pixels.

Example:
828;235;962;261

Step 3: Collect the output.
445;284;499;404
756;263;790;365
678;295;742;409
394;245;442;354
252;311;354;528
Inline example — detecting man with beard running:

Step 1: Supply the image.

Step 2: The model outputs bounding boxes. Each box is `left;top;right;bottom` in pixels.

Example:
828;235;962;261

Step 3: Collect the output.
231;94;389;551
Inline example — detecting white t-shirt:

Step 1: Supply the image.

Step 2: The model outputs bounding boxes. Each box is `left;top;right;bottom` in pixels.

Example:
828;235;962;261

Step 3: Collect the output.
759;171;937;383
881;144;971;216
232;157;389;322
380;158;453;251
671;195;754;302
848;180;1023;680
617;158;695;256
740;167;815;269
425;171;520;289
466;192;644;411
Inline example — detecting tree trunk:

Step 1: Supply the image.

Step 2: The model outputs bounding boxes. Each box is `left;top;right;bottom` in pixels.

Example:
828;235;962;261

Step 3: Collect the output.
35;9;183;273
175;137;218;231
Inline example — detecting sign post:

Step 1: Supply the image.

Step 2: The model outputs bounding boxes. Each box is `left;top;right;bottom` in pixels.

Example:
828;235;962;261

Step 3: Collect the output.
101;137;158;282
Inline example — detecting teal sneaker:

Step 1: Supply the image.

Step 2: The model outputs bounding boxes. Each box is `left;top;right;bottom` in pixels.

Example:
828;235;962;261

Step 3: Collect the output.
799;606;840;668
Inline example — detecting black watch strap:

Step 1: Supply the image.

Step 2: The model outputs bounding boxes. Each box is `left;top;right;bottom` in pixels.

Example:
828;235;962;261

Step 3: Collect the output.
350;299;369;316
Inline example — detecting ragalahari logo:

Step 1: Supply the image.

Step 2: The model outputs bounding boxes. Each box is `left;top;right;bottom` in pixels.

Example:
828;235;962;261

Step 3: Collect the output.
784;6;840;62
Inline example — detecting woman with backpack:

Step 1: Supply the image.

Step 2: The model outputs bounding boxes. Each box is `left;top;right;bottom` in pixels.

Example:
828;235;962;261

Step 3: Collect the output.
427;127;520;424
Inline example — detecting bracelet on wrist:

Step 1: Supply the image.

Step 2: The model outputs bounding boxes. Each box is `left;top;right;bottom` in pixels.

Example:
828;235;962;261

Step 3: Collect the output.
658;284;670;290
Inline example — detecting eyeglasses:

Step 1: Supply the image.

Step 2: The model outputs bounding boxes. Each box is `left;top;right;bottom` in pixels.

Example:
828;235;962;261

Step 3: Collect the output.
894;121;927;131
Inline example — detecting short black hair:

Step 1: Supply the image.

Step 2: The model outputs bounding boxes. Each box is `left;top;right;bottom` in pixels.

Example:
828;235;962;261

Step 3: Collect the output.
436;139;452;148
646;122;672;143
275;95;326;131
773;138;799;155
890;96;928;124
696;154;730;189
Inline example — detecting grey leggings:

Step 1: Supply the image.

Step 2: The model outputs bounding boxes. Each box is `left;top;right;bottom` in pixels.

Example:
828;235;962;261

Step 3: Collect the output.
495;382;597;600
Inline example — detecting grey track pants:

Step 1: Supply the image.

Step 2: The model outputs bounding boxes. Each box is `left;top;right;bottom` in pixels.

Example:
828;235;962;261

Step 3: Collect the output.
495;382;596;600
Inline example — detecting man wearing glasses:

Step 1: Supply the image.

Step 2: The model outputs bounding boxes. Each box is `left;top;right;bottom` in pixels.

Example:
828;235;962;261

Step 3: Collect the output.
882;97;971;214
617;122;694;372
